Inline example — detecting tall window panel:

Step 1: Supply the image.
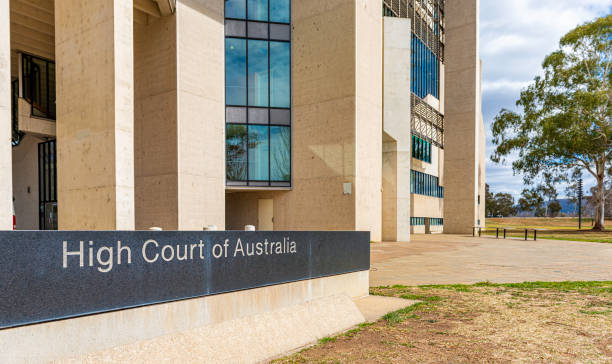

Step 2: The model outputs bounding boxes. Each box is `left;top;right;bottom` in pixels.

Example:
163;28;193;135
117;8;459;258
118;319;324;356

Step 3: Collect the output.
411;35;440;100
225;0;292;187
410;170;443;198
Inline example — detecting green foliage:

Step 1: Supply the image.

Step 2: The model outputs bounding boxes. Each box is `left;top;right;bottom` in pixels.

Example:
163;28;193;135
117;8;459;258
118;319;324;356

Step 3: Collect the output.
518;188;544;214
383;302;427;325
317;336;336;344
548;200;562;217
486;184;518;217
400;294;442;302
491;15;612;230
472;280;612;295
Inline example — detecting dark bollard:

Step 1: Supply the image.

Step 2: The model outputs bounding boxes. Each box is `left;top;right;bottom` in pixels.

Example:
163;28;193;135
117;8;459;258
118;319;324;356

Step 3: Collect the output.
534;229;537;241
496;228;499;239
503;228;506;239
524;229;528;241
472;227;475;237
479;227;482;237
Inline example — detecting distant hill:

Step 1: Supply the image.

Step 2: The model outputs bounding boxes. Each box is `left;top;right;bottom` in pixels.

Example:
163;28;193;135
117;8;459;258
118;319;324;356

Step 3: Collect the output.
511;198;589;217
558;198;578;215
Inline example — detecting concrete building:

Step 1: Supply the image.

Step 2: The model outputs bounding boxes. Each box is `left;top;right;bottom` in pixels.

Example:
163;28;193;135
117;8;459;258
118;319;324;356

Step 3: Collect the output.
2;0;485;238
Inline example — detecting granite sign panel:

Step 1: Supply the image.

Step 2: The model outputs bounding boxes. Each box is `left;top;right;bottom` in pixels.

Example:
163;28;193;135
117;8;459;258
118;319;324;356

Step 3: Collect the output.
0;231;369;329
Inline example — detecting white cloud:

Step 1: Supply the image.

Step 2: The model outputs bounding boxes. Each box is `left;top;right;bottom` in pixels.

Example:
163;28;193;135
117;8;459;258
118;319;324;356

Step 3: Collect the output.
480;0;611;198
482;80;530;93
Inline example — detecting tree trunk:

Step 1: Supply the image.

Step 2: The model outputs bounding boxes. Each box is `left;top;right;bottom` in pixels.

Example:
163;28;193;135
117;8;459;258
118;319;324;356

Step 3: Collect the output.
593;171;606;231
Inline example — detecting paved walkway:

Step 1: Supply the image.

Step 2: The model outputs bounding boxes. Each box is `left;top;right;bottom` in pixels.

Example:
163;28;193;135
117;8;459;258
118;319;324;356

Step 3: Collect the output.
370;234;612;286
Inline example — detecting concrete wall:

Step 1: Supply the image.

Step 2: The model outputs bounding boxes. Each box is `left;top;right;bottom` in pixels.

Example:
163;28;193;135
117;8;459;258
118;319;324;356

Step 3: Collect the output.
0;0;12;229
11;135;44;230
411;194;443;218
227;0;383;241
176;0;225;230
134;14;179;230
382;16;411;242
443;0;480;234
0;271;369;363
17;98;55;136
55;0;135;230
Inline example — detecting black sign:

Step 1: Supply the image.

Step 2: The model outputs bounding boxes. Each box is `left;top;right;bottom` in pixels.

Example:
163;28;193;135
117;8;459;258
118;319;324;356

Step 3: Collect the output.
0;231;369;329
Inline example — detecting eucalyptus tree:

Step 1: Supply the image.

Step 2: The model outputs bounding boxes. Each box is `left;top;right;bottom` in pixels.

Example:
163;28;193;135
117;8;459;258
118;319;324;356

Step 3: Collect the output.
491;15;612;230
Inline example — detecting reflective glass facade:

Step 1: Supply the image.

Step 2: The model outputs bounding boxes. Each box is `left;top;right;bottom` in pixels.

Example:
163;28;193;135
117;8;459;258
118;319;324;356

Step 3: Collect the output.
411;35;439;99
410;170;444;198
225;0;291;187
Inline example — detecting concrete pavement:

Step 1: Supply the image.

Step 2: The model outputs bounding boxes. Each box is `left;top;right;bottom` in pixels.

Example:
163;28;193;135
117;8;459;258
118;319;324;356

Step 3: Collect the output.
370;234;612;286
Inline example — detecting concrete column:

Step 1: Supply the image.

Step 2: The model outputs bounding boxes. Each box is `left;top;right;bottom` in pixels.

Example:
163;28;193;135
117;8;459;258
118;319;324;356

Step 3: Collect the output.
55;0;135;230
382;17;411;242
355;0;383;241
443;0;480;234
134;15;179;230
175;0;225;230
0;0;12;229
134;1;225;231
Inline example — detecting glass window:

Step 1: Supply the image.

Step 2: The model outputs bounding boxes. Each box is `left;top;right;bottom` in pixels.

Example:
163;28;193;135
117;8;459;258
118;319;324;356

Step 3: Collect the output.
226;124;248;181
270;126;290;181
225;0;291;187
248;0;268;21
248;40;269;107
270;0;290;23
226;38;247;105
248;125;269;180
270;41;290;108
226;0;246;19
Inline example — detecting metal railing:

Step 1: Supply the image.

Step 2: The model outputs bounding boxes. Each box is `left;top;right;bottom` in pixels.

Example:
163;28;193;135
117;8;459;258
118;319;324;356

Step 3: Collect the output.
411;93;444;148
473;227;541;241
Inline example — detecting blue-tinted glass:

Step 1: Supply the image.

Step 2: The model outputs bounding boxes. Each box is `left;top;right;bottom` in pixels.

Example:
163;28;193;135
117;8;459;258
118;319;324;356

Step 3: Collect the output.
226;0;246;18
248;125;269;180
226;124;248;181
270;41;290;108
270;0;290;23
226;38;247;105
248;40;269;107
248;0;268;21
270;126;290;181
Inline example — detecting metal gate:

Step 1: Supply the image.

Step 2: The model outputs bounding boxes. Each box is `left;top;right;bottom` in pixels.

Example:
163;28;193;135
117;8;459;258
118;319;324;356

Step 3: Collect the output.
38;140;57;230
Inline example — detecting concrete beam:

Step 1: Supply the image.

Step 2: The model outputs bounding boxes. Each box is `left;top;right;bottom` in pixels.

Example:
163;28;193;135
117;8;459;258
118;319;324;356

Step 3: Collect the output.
154;0;175;16
134;0;160;17
0;0;12;229
56;0;135;230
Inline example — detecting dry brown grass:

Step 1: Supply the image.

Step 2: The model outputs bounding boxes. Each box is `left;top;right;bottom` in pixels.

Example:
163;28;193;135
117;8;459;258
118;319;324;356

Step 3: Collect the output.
485;217;612;243
273;282;612;363
487;217;611;230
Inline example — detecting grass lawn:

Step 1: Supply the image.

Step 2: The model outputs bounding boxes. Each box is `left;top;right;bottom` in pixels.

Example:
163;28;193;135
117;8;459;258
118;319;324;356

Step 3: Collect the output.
274;281;612;363
484;217;612;243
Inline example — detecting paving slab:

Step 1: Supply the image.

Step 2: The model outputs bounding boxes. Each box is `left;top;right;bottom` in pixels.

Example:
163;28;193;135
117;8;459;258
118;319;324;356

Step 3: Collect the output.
370;234;612;286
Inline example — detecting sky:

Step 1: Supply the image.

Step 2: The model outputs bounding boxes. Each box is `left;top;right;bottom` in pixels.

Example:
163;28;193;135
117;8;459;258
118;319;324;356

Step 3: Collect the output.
480;0;612;198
